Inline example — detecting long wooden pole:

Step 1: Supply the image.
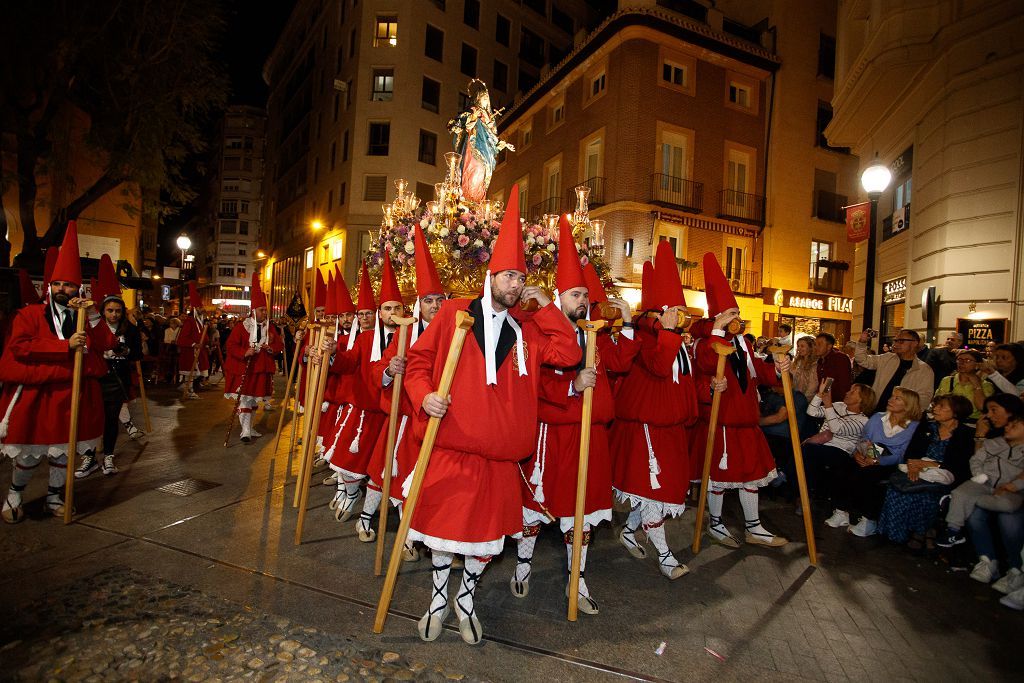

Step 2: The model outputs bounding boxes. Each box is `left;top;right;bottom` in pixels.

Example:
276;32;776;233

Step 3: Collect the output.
63;298;93;524
691;342;735;554
183;315;209;396
288;361;304;455
769;344;817;565
133;360;152;432
293;325;321;508
295;326;336;543
275;321;307;451
373;310;474;634
568;318;606;621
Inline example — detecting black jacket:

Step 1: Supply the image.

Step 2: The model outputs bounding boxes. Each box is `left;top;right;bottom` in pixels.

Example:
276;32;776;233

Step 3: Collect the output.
904;420;975;485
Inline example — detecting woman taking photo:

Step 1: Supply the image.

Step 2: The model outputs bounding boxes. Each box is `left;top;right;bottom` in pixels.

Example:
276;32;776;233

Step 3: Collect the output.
934;349;994;422
823;386;923;537
790;336;819;402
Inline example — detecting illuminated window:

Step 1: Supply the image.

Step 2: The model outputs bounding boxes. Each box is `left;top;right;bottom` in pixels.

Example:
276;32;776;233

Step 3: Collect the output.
304;248;314;269
374;16;398;47
332;240;343;261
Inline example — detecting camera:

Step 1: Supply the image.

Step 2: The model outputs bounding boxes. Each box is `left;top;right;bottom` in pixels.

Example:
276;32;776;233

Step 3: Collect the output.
865;329;878;338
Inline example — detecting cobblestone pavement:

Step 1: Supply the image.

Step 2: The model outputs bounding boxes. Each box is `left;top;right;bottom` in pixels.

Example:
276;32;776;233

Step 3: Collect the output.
0;381;1021;682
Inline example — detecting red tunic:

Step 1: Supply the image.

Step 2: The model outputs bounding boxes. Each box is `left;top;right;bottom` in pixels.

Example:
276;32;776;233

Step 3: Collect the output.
0;304;116;455
223;318;283;399
403;299;580;552
325;327;388;476
521;330;638;520
176;314;210;375
610;319;698;509
689;323;779;487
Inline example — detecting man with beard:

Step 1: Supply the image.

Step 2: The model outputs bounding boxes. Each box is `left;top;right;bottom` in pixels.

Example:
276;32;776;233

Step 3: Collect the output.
324;259;402;522
354;224;447;559
402;186;580;645
0;222;116;522
223;274;284;442
509;215;638;615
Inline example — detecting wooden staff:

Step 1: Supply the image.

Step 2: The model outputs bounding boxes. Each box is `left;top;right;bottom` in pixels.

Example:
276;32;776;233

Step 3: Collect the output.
292;324;322;508
63;298;94;524
224;350;256;447
288;360;304;454
294;326;335;543
691;341;736;553
375;315;415;576
568;318;607;621
373;310;474;634
768;344;817;565
274;320;308;451
133;360;153;432
183;313;209;396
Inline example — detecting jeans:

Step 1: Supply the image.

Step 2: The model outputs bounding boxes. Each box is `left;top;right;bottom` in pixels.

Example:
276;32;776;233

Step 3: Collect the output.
966;507;1024;570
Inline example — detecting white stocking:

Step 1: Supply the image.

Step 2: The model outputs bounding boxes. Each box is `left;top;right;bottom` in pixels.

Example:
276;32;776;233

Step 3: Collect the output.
424;550;452;638
739;486;773;538
563;524;592;597
707;484;736;541
47;454;68;508
621;499;644;546
641;501;679;575
359;487;383;532
515;523;541;583
456;556;491;626
397;503;415;553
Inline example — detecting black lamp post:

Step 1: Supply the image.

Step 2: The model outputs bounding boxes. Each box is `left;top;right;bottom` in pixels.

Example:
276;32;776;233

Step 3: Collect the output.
859;162;892;329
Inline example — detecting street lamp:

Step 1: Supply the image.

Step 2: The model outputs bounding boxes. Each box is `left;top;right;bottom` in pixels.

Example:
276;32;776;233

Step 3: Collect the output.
176;233;192;313
859;161;892;329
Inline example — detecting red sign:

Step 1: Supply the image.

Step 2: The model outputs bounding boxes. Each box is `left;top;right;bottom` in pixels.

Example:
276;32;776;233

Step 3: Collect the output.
846;201;871;243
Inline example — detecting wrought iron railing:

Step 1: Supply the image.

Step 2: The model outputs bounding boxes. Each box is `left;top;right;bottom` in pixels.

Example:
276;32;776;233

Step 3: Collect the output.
718;189;765;225
650;174;703;213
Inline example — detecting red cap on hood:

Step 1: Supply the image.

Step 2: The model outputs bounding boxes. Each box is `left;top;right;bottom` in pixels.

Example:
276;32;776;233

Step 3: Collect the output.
357;261;376;312
489;185;527;274
335;265;356;314
50;221;82;286
702;252;738;317
378;252;403;306
555;214;585;293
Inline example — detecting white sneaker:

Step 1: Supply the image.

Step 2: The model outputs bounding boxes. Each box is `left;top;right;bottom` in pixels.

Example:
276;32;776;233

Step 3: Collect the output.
1000;586;1024;610
970;555;1000;584
102;455;118;476
992;567;1024;595
848;517;878;537
824;509;850;528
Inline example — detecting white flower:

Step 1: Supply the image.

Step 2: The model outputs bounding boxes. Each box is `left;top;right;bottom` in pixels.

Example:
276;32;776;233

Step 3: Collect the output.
526;237;536;246
404;240;415;254
452;250;461;258
457;225;466;234
536;236;546;246
419;219;429;229
439;227;450;237
547;243;556;252
474;239;483;247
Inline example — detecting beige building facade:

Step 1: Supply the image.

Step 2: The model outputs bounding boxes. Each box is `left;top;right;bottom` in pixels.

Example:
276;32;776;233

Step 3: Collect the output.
827;0;1024;347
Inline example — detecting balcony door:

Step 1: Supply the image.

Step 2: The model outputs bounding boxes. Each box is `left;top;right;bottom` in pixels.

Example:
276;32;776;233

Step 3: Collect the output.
726;148;751;211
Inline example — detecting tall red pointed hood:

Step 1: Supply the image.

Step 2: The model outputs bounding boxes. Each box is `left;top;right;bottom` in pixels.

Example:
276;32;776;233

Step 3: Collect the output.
50;221;82;286
489;184;527;274
188;281;203;309
702;252;738;317
653;239;686;309
357;261;376;312
413;227;444;297
98;254;122;302
335;265;356;314
18;269;39;307
582;262;606;304
325;270;339;316
640;260;655;311
314;267;328;310
250;272;267;310
555;214;585;293
378;252;403;306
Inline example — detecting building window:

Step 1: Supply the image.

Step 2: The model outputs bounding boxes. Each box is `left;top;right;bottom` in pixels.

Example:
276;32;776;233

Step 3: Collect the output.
493;60;508;92
424;24;443;62
239;221;249;235
374;16;398;47
329;142;337;170
724;245;745;280
218;266;235;277
516;174;530;218
729;82;751;108
368;122;390;156
313;157;319;183
327;190;334;212
551;5;573;34
521;124;532;149
458;90;471;111
305;248;314;269
332;239;343;261
589;72;606;98
371;67;394;101
519;67;538;92
460;43;477;77
333;92;340;121
349;28;357;57
221;200;238;214
809;239;843;292
342;130;350;161
495;14;511;46
419;130;437;165
815;101;849;152
524;0;545;15
365;175;388;201
662;61;687;88
549;99;564;129
818;34;836;79
543;156;561;207
464;0;479;29
220;220;237;234
520;28;545;68
422;77;441;113
339;182;346;206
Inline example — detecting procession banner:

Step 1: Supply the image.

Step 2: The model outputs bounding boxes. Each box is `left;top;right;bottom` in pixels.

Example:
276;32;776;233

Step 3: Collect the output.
845;201;871;243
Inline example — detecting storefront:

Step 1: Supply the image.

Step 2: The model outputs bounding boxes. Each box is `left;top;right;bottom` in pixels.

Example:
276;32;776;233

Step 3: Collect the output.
879;276;907;347
761;288;853;345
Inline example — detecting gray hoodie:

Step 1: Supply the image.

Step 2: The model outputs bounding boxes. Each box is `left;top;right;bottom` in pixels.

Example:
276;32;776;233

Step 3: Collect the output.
970;437;1024;491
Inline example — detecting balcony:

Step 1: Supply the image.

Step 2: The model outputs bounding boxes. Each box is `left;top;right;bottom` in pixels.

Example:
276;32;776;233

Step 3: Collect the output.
718;189;766;225
567;177;605;207
528;196;562;219
680;265;761;296
650;174;703;213
813;189;847;223
809;260;847;294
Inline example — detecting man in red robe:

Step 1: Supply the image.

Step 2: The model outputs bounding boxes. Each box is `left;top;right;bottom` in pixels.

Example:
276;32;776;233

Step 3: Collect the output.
610;240;698;579
402;186;579;645
355;223;446;562
315;267;358;481
177;281;211;399
223;274;284;442
0;222;116;522
690;253;790;548
324;260;399;521
510;219;638;615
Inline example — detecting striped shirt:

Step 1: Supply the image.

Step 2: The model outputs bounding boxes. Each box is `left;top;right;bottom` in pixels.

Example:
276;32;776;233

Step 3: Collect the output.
807;397;869;454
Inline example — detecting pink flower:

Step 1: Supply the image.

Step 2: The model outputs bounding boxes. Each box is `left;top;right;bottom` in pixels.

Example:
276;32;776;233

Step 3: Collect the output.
580;255;589;266
477;250;490;263
458;235;470;247
532;253;543;266
481;229;491;238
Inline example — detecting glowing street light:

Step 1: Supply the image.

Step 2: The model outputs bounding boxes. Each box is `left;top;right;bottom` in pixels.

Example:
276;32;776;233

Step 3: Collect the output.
859;161;892;329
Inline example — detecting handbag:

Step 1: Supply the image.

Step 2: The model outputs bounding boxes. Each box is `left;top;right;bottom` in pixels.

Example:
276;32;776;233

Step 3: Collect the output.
887;472;950;494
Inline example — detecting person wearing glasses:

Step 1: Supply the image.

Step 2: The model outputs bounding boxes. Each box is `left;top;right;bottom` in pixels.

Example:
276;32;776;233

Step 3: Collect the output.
934;349;994;422
855;329;934;411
